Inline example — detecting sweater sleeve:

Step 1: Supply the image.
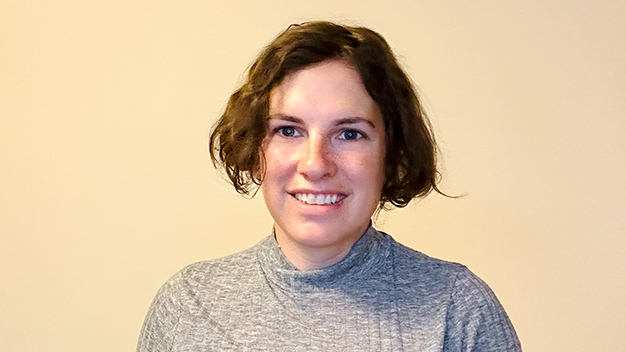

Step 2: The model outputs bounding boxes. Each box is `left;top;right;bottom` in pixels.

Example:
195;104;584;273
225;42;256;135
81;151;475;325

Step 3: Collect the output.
443;266;522;352
136;273;183;352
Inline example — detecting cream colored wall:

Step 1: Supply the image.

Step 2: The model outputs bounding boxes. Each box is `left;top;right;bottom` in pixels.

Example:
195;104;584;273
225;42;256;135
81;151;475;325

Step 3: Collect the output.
1;1;624;351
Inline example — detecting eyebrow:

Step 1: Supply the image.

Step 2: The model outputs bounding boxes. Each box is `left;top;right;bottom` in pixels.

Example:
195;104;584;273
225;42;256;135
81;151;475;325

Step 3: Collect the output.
267;114;377;128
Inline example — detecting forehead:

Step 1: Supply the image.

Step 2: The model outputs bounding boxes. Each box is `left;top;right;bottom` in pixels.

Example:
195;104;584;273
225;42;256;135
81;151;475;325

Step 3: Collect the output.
269;60;380;121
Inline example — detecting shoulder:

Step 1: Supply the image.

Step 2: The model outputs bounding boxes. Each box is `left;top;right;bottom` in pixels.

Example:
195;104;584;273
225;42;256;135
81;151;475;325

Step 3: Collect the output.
384;232;503;300
162;242;261;300
442;266;522;351
146;240;266;322
382;232;521;351
179;244;260;280
137;242;265;351
383;232;468;291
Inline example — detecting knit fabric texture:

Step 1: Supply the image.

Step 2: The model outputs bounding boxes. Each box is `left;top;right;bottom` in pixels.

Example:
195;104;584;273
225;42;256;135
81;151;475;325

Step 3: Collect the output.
137;227;521;351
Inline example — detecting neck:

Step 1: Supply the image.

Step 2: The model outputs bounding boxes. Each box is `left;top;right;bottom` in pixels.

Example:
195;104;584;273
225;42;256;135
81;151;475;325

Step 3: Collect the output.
276;240;353;270
273;224;369;271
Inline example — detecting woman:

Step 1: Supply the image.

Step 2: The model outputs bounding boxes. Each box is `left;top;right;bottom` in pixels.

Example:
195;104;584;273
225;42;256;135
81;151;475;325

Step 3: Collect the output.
138;21;521;351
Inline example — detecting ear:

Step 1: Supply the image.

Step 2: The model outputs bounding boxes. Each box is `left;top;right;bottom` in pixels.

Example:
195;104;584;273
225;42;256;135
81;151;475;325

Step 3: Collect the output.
252;147;266;184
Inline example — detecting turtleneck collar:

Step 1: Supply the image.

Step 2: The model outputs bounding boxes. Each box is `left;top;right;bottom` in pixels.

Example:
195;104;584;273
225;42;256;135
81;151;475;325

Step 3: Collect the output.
256;226;393;293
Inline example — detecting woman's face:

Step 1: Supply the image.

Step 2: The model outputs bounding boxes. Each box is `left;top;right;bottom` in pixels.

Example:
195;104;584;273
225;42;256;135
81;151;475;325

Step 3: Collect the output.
261;60;386;267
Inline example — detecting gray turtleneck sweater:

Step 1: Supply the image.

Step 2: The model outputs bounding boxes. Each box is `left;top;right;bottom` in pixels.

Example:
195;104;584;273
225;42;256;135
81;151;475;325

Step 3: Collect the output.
137;228;521;351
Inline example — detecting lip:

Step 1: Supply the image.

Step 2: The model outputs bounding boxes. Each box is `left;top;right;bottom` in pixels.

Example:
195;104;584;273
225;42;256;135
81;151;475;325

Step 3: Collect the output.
288;189;348;206
288;189;347;195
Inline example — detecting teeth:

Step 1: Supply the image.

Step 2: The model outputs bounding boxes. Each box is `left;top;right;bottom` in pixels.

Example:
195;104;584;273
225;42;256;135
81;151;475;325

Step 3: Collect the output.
294;193;343;205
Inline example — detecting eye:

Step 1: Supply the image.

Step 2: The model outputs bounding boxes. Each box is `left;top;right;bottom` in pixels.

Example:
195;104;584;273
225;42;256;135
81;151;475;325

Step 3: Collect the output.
339;129;363;141
275;126;300;138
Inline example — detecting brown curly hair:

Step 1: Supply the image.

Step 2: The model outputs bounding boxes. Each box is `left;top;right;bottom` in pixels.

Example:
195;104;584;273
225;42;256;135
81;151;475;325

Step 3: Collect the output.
209;21;441;208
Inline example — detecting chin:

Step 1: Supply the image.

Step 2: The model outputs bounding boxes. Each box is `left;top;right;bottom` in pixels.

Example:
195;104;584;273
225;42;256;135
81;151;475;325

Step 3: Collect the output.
282;219;368;249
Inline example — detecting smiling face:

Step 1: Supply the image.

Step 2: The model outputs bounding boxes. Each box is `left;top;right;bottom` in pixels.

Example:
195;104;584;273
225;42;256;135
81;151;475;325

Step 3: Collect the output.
261;60;386;270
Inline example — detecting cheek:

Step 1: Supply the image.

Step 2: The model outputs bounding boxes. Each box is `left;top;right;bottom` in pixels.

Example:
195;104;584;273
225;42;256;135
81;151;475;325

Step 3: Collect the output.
258;138;288;179
260;144;290;182
350;150;385;180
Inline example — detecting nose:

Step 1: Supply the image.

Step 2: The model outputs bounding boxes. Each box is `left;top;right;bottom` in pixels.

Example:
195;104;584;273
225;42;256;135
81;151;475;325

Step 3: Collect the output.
297;136;337;180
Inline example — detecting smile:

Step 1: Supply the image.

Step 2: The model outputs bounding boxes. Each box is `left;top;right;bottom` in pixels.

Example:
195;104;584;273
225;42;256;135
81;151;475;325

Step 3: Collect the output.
293;193;346;205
